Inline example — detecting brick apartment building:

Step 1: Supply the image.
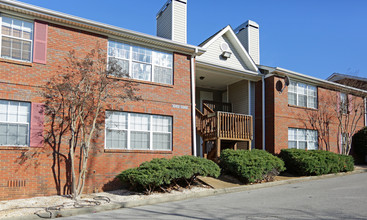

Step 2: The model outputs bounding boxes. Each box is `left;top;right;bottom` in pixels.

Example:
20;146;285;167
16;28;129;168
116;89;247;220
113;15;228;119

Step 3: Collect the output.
0;0;205;200
0;0;366;201
255;67;366;154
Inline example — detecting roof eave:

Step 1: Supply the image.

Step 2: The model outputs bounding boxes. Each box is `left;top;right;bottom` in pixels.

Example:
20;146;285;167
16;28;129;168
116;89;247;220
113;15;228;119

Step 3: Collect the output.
258;65;367;96
0;0;205;55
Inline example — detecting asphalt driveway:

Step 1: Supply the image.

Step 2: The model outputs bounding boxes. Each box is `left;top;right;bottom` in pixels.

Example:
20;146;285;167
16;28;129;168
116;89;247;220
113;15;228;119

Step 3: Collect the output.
61;172;367;220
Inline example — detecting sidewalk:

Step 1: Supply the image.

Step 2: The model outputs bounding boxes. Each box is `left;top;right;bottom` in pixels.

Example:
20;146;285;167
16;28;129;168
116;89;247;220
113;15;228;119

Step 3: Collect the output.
1;165;367;220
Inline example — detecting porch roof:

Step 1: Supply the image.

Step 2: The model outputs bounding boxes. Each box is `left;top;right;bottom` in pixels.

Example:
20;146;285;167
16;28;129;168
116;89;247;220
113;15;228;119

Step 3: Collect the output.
196;62;261;90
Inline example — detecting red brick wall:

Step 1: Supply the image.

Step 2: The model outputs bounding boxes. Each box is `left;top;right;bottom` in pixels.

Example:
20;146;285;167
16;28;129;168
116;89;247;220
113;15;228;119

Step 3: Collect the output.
0;22;193;200
255;75;365;154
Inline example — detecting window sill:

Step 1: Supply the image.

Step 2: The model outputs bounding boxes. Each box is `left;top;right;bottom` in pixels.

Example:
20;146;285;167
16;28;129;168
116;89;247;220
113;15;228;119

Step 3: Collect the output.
104;149;173;154
0;146;29;151
107;75;174;88
0;58;33;67
288;104;318;111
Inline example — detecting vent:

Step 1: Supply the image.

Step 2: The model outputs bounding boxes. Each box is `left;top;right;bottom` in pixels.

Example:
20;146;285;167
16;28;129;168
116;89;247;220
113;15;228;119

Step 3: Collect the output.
7;180;26;188
220;42;230;52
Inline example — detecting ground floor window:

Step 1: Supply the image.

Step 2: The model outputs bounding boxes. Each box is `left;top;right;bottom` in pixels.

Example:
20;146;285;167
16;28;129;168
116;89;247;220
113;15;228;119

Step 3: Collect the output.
288;128;318;150
105;111;172;150
0;100;30;146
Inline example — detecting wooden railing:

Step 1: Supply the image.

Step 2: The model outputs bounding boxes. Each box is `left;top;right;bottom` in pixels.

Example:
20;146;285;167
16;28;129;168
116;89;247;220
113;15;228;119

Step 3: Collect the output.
202;100;232;113
196;110;252;141
217;112;252;140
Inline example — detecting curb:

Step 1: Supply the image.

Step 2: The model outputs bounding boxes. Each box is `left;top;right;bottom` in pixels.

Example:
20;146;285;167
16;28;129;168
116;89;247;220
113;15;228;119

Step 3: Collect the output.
5;169;367;219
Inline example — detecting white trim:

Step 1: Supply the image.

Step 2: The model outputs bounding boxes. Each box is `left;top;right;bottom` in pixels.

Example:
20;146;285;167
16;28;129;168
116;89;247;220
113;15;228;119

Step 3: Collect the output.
248;80;251;114
0;0;205;56
108;40;173;85
262;75;265;151
0;100;31;147
191;54;197;156
105;111;172;151
198;25;258;72
0;14;34;62
171;0;175;42
196;61;260;80
259;65;367;96
288;128;318;150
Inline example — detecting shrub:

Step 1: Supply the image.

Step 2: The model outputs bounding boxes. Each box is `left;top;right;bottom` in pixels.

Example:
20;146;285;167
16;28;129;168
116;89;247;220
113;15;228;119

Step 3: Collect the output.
279;149;354;176
117;156;220;194
219;149;285;184
353;127;367;164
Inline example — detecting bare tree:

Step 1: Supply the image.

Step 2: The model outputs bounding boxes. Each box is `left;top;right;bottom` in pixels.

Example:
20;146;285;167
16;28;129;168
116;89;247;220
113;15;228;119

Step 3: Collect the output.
334;91;365;155
42;44;140;200
302;96;335;151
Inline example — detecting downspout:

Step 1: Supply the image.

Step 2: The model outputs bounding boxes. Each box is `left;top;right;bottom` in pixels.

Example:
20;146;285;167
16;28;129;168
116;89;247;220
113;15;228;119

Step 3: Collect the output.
191;48;198;156
365;97;367;127
262;74;266;151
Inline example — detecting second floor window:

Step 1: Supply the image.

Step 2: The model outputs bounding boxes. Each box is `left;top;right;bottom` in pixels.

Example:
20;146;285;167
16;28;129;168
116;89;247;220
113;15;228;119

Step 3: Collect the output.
288;81;317;109
108;41;173;85
1;16;33;62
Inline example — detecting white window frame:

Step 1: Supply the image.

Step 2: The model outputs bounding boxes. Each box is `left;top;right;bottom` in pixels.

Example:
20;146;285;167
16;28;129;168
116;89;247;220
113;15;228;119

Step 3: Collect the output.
107;40;173;85
288;128;318;150
0;15;34;62
288;81;317;109
0;100;31;147
105;111;172;151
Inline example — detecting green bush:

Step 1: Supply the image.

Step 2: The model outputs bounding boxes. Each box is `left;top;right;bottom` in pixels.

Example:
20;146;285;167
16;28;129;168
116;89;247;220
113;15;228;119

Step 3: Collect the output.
279;149;354;176
117;156;220;194
353;127;367;164
219;149;285;184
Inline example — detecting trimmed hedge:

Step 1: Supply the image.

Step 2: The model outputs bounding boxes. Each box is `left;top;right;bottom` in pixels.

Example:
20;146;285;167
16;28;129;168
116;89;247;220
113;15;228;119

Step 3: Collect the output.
219;149;285;184
117;156;220;194
353;127;367;164
279;149;354;176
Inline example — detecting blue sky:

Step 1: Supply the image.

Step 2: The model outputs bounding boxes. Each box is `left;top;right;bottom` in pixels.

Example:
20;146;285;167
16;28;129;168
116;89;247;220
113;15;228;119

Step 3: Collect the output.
19;0;367;79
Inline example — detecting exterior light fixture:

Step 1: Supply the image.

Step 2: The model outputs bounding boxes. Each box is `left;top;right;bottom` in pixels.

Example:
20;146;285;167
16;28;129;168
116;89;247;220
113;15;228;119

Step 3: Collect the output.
221;51;232;58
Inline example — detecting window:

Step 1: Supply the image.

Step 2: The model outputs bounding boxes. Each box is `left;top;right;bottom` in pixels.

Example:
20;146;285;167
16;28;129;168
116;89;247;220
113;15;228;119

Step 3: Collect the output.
288;128;318;150
0;100;31;146
288;81;317;109
340;93;348;114
1;16;33;62
105;111;172;150
108;41;173;85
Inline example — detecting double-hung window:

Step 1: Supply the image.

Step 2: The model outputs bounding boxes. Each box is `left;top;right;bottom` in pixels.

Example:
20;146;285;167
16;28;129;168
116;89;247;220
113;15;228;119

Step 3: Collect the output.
105;111;172;150
108;41;173;85
288;81;317;109
288;128;318;150
1;16;33;62
0;100;31;146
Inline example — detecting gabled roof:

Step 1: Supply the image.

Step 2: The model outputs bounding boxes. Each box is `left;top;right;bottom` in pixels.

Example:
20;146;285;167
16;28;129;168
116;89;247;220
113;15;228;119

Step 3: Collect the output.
327;73;367;82
197;25;258;72
0;0;205;56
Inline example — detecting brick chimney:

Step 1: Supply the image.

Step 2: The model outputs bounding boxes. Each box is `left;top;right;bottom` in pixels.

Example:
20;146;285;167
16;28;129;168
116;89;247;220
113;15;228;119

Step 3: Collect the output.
156;0;187;44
